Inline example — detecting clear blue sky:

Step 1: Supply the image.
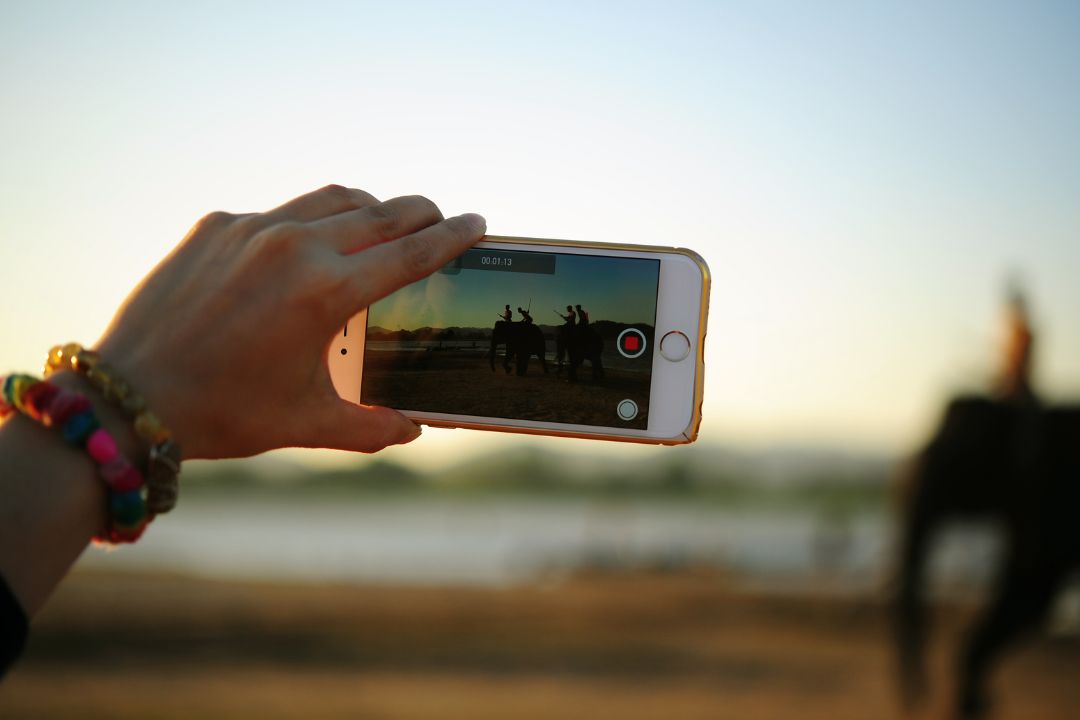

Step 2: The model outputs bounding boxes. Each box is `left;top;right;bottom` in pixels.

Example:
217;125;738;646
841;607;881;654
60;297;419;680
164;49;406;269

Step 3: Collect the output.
2;1;1079;466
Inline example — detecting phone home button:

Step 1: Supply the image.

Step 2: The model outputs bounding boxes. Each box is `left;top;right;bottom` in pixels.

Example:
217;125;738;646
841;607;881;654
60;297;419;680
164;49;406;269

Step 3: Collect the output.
659;331;691;362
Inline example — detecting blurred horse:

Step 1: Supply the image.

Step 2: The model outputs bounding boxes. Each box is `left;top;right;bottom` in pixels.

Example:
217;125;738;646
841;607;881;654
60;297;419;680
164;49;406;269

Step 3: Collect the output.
894;397;1080;718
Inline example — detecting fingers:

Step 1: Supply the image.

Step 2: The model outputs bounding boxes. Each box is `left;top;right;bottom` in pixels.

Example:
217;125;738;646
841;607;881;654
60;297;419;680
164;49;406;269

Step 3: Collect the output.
313;194;445;255
314;401;422;453
260;184;379;227
341;212;486;311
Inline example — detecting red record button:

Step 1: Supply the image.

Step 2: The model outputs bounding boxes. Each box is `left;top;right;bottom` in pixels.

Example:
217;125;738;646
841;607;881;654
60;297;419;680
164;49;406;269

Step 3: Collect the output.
617;328;648;359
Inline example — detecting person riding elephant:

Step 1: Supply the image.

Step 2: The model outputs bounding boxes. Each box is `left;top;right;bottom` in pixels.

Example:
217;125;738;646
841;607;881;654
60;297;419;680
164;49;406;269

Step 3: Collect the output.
489;320;548;376
555;305;576;371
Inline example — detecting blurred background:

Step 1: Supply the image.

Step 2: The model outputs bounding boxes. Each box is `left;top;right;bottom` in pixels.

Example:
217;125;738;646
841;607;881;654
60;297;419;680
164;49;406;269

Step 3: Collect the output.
1;1;1079;718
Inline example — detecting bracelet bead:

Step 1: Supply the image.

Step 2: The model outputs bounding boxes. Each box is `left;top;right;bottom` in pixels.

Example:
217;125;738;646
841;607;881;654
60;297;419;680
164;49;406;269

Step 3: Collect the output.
10;376;35;413
86;428;119;464
62;410;100;445
100;456;130;484
22;381;58;421
47;392;91;428
110;489;148;526
113;465;144;493
121;393;147;415
86;365;112;394
134;412;170;444
104;378;131;404
71;349;100;373
98;456;143;493
107;516;148;544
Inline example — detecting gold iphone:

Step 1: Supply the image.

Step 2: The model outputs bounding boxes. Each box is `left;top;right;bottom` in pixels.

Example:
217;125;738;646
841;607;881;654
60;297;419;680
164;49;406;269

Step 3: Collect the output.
329;236;710;444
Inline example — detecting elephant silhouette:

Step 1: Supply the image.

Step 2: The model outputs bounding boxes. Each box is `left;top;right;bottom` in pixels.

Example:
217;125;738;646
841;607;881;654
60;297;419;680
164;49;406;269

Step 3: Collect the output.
489;321;548;376
894;397;1080;719
558;324;604;382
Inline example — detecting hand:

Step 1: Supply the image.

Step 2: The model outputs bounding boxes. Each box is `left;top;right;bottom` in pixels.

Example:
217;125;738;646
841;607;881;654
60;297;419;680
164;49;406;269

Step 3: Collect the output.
94;185;486;459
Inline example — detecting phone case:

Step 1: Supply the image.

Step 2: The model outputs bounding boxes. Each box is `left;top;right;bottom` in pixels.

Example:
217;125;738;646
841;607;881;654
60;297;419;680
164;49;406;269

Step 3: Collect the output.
394;235;711;445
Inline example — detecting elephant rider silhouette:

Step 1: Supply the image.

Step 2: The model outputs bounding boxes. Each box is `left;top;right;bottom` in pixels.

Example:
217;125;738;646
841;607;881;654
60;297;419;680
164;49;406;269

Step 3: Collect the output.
575;304;589;327
554;305;576;370
517;307;533;324
500;304;512;322
996;282;1041;491
998;282;1036;405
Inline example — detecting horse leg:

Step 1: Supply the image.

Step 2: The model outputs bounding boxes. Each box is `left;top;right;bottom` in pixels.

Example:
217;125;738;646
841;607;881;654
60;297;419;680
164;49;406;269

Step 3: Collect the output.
956;563;1060;719
894;457;936;714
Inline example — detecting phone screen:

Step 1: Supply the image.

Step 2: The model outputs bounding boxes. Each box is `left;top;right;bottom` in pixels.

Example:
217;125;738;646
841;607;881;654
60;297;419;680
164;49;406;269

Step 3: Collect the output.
360;247;660;430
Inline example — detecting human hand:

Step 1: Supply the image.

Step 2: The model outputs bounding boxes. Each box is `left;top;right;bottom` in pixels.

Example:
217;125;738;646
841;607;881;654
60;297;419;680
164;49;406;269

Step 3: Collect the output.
94;185;486;459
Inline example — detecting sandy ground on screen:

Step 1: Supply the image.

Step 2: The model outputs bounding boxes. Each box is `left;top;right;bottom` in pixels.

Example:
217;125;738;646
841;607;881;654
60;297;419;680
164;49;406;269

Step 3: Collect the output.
362;348;651;429
3;570;1079;720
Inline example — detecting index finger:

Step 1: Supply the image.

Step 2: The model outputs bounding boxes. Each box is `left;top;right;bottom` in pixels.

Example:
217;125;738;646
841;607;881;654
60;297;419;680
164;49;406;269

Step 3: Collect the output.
341;213;486;312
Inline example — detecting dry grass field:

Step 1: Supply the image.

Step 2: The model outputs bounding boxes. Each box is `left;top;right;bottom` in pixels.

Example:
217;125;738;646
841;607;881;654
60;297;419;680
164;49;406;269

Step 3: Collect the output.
2;569;1078;719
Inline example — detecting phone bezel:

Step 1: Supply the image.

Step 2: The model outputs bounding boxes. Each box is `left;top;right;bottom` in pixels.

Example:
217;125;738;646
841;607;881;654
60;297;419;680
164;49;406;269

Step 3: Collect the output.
329;236;709;444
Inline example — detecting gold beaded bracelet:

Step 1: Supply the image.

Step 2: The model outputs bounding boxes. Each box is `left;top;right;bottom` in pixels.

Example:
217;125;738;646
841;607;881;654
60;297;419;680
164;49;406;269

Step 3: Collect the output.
44;343;181;514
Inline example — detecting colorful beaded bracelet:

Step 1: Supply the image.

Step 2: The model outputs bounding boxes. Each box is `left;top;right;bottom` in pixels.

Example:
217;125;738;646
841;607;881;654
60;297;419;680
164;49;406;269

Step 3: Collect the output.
1;373;150;544
44;344;180;515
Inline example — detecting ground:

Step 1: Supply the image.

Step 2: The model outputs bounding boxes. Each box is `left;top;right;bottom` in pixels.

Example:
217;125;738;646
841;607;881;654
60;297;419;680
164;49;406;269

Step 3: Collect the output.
2;570;1078;719
361;348;651;428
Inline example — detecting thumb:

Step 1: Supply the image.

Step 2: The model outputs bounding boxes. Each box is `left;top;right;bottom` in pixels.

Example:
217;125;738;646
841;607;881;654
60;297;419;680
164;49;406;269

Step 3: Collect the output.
313;400;422;453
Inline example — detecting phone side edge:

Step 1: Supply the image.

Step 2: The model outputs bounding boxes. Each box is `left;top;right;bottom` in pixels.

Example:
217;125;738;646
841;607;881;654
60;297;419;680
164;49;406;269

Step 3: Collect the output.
328;308;367;404
669;247;711;444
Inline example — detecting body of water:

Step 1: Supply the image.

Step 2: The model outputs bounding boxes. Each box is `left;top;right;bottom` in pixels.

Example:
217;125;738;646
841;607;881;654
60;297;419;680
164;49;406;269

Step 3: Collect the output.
76;496;1002;590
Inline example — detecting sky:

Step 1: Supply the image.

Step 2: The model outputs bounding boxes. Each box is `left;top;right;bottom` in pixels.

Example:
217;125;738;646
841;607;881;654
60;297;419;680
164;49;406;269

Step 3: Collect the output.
1;1;1079;469
369;250;660;331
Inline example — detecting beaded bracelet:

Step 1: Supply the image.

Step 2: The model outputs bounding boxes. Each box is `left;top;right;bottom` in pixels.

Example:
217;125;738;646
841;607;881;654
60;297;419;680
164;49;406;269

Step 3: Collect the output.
1;374;150;544
44;344;180;515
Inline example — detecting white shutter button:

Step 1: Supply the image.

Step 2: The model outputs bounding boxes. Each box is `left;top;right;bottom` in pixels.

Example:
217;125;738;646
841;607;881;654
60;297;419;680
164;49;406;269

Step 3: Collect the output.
659;331;691;362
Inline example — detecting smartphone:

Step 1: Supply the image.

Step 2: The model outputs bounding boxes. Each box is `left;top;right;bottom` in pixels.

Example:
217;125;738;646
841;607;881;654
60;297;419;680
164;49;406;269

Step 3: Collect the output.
330;236;710;444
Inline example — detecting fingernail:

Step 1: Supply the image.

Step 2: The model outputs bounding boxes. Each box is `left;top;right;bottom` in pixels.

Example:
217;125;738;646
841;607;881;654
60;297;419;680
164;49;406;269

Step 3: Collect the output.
400;422;422;444
460;213;487;234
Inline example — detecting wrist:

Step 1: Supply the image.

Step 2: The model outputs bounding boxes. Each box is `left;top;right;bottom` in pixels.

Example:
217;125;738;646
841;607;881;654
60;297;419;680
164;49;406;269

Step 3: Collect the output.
44;343;183;513
48;371;145;476
91;338;207;460
0;375;110;613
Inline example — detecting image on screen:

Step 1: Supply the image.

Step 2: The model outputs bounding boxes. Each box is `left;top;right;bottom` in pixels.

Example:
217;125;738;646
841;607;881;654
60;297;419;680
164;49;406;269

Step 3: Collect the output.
360;248;661;429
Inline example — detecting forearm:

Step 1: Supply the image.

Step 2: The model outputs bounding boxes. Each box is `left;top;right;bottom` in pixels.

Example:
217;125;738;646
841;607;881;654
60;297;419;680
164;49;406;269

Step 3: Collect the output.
0;372;138;615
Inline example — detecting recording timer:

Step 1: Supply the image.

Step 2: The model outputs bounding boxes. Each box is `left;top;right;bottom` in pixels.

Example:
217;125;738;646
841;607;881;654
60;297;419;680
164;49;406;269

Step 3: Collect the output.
440;248;557;276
